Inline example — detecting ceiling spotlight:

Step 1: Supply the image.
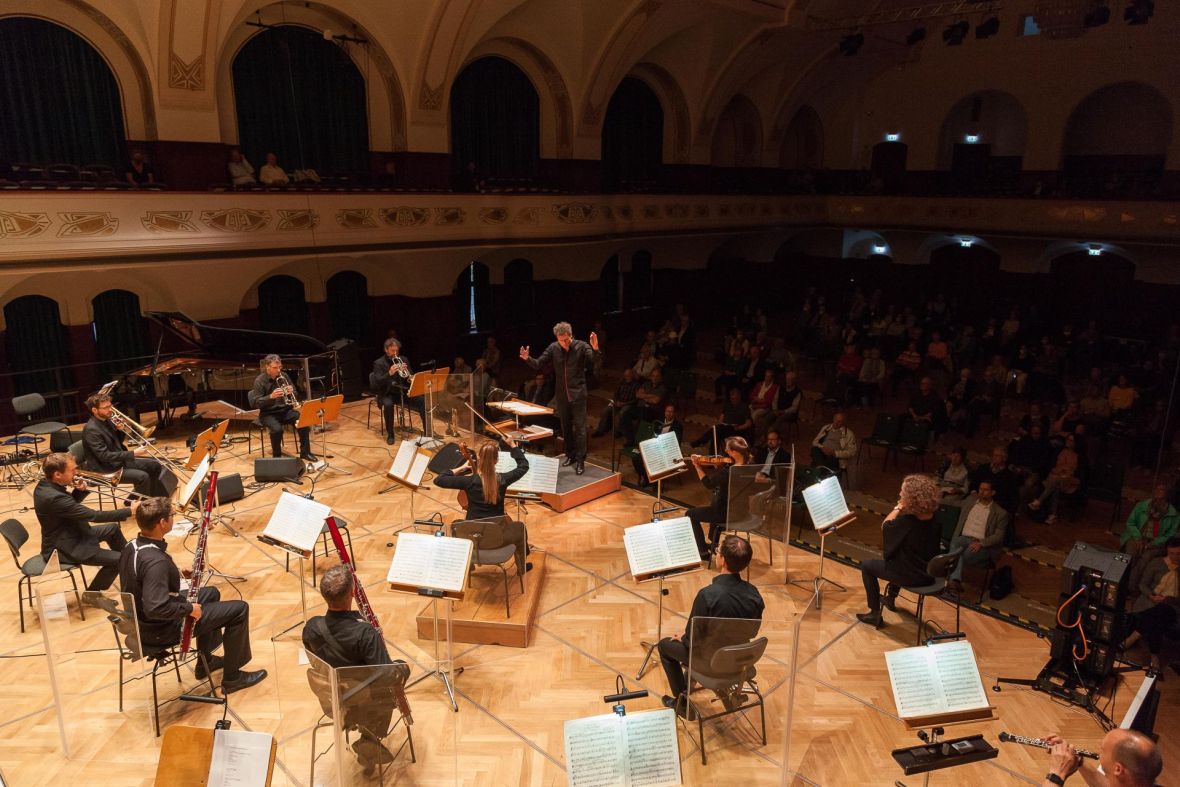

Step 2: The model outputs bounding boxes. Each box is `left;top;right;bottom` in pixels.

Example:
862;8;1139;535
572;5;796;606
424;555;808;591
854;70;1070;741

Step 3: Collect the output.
906;27;927;45
872;244;888;255
1124;0;1153;24
975;16;1000;38
839;33;864;56
1084;5;1111;26
943;20;969;45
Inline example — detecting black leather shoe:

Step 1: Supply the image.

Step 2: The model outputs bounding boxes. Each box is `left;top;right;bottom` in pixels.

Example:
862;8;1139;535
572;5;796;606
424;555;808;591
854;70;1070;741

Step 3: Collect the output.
301;453;319;463
562;456;576;467
882;593;899;612
221;669;268;694
385;434;395;445
855;611;885;629
661;693;690;719
575;460;585;475
194;655;224;679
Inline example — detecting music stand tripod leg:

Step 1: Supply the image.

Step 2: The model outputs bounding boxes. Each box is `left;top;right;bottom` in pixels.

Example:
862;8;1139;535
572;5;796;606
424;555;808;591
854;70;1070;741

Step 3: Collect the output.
406;596;460;711
635;576;666;680
271;551;310;640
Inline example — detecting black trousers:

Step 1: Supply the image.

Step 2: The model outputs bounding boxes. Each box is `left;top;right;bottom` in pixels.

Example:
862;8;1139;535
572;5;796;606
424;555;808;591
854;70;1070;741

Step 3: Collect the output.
658;636;691;697
810;446;840;472
260;408;311;457
76;522;128;591
860;559;931;612
193;586;253;680
686;504;723;556
557;396;588;461
122;456;167;497
1133;603;1178;655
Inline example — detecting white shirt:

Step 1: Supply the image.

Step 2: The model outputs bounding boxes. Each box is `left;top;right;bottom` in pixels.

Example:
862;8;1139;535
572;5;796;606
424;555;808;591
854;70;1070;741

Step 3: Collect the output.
962;501;991;541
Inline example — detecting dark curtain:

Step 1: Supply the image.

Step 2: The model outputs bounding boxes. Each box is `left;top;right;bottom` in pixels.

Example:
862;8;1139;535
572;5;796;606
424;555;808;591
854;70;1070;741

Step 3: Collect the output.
503;259;535;326
0;18;126;167
92;290;148;378
602;77;663;187
4;295;72;396
626;251;653;310
326;271;371;343
450;57;539;182
233;26;369;175
455;263;493;334
600;256;622;313
258;275;310;335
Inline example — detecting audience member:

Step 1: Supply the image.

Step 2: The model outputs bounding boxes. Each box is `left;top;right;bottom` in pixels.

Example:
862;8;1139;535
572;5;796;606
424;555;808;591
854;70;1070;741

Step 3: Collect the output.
936;447;970;499
1028;434;1082;524
1121;484;1179;590
747;368;780;438
809;411;856;472
714;344;745;400
1018;402;1051;438
594;368;640;438
691;387;752;448
633;404;683;488
856;347;886;407
947;481;1008;587
481;336;502;379
1126;537;1180;674
969;446;1022;546
737;345;767;395
633;345;660;380
772;371;803;434
754;430;789;481
621;367;669;444
123;148;155;187
1108;373;1138;421
227;147;255;186
907;376;942;433
259;152;289;186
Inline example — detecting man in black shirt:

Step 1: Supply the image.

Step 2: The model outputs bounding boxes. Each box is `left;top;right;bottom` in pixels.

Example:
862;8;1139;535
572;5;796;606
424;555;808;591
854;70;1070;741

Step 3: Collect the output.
119;498;266;693
633;404;684;489
907;376;942;431
593;367;641;438
34;452;136;591
659;535;764;715
82;392;169;498
691;387;753;448
303;565;411;771
248;354;315;461
369;337;415;445
520;321;600;474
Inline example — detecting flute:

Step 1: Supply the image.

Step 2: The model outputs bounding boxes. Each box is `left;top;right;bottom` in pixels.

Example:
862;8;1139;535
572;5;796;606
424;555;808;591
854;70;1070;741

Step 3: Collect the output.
998;732;1099;760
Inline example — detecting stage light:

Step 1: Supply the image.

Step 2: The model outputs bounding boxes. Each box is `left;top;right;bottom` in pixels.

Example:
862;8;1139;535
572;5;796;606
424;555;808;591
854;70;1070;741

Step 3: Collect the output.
975;16;1000;38
943;20;969;45
1124;0;1153;24
839;33;864;56
965;134;980;144
1088;244;1103;256
1085;5;1111;26
906;26;927;45
885;133;900;142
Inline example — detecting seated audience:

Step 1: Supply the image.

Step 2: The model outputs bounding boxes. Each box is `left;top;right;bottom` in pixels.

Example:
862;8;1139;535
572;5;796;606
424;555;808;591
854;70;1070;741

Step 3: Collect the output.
945;368;977;434
1028;434;1082;524
633;345;660;380
1052;401;1085;441
969;446;1022;547
1121;484;1179;591
1126;538;1180;674
593;367;640;438
936;447;970;499
521;373;553;406
690;386;752;448
830;343;862;404
714;344;745;400
259;152;289;186
1079;383;1111;431
856;347;886;407
227;147;255;186
809;411;856;472
907;376;942;433
622;367;669;445
925;329;951;373
754;430;789;480
1108;373;1138;422
947;481;1009;587
771;372;803;434
891;340;922;396
737;345;767;396
123;148;155;187
480;336;502;379
747;368;780;438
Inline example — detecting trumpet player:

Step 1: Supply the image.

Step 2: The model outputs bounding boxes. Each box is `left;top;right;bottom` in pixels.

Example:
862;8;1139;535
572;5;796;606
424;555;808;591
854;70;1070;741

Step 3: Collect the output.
249;354;315;461
369;338;426;445
83;392;170;498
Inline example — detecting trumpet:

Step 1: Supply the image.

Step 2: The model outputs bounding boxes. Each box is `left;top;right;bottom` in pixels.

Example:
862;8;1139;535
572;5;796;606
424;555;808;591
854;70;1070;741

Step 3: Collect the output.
277;372;302;408
391;355;411;380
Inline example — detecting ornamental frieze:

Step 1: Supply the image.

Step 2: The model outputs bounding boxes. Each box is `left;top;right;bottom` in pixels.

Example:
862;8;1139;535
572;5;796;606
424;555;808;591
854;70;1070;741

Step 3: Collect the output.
142;211;198;233
336;209;377;229
201;208;270;232
277;209;318;231
479;208;508;224
434;207;466;225
0;211;50;238
553;202;595;223
379;207;430;227
58;212;118;237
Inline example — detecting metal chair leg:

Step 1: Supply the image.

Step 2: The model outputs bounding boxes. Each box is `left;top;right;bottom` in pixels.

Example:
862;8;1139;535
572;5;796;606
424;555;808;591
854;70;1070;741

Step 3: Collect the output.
915;594;926;645
17;576;26;633
69;570;85;621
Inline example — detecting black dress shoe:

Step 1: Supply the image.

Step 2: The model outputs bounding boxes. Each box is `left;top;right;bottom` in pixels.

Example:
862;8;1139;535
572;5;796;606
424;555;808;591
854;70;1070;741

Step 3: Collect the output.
855;611;885;629
661;693;690;719
575;460;585;475
301;452;319;463
882;594;899;612
562;456;576;467
385;434;395;445
194;655;224;679
221;669;268;694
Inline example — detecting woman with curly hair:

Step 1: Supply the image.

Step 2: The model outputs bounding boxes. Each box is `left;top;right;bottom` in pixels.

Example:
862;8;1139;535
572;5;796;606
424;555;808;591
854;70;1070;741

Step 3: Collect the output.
856;474;943;629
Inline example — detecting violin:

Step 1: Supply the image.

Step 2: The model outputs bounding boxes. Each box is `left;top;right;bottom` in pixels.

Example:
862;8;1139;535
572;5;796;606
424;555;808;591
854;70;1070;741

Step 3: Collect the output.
692;454;733;466
456;441;479;510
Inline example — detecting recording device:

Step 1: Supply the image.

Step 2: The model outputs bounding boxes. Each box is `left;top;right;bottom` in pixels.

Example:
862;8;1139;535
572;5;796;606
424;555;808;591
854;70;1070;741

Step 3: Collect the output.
891;734;997;775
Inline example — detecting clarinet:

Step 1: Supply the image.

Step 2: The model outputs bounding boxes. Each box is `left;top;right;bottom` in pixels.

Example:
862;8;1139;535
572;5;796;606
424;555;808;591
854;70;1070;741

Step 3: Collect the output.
179;470;218;657
324;515;412;724
998;732;1099;760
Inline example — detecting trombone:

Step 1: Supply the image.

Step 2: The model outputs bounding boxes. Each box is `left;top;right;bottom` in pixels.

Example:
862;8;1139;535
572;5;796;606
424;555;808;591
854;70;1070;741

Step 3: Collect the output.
72;468;140;505
108;406;189;479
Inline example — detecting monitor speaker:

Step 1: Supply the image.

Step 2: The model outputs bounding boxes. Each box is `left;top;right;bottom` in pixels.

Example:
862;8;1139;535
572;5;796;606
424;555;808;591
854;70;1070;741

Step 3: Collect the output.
200;472;244;504
254;457;305;482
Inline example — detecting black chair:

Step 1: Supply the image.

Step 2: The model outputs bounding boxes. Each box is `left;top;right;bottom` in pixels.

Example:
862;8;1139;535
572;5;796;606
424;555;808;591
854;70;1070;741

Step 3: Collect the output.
889;420;932;470
1;518;87;632
859;413;902;469
1087;460;1125;527
12;393;68;458
900;550;964;645
452;517;524;618
934;503;961;550
684;637;769;765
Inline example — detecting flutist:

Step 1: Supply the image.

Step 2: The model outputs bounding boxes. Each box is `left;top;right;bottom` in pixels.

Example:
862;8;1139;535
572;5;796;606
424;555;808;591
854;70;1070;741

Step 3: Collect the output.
249;354;315;461
82;391;169;498
520;321;599;475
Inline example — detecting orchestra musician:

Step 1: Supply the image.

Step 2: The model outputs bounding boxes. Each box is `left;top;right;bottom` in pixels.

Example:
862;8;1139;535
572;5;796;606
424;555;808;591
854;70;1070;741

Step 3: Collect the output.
369;338;429;444
520;321;599;475
249;354;316;461
686;436;751;562
82;391;170;498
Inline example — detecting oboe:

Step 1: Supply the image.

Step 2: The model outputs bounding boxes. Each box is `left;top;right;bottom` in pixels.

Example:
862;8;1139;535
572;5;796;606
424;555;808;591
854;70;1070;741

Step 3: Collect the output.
324;515;412;724
998;732;1099;760
180;470;218;657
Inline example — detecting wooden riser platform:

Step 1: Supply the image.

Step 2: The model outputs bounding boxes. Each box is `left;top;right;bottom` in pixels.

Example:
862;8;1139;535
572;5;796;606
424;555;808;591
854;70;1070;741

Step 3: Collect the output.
540;458;620;512
415;552;546;648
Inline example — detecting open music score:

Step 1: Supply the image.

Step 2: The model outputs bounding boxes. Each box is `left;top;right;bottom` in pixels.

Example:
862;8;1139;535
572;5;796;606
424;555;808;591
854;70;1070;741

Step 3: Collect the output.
178;454;212;509
564;708;682;787
505;423;554;442
801;476;857;531
489;398;554;417
884;640;994;729
496;451;560;495
387;532;473;600
638;431;687;482
387;440;430;489
623;517;702;582
257;491;331;557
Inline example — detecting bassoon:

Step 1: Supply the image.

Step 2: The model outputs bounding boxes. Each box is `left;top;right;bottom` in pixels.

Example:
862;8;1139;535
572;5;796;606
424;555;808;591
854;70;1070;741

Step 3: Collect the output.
324;515;412;724
179;470;218;657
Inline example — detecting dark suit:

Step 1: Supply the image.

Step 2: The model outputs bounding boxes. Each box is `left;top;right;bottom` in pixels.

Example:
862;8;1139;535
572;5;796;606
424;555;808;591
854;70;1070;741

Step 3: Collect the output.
524;339;599;461
369;354;428;437
34;479;131;590
860;512;941;612
248;372;311;457
81;416;167;497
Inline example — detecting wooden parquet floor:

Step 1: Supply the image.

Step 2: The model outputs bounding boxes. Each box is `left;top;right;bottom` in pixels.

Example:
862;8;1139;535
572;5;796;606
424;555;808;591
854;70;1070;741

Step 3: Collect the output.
0;401;1173;786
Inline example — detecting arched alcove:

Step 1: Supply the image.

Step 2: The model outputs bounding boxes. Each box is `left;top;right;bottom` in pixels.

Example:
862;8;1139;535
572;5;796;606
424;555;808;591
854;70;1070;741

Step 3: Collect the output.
257;275;309;335
503;259;535;327
600;255;623;314
455;262;492;334
450;57;539;185
602;77;664;188
626;250;653;310
4;295;71;396
938;91;1028;169
710;94;762;167
92;289;146;377
326;271;370;343
1062;82;1172;188
779;105;824;170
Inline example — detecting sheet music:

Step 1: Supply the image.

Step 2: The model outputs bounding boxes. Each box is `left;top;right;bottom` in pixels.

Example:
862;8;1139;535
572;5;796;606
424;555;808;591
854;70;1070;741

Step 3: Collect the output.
507;453;560;495
387;533;472;593
261;492;331;553
885;641;988;719
623;710;681;787
639;432;685;479
179;454;211;508
801;476;853;530
495;451;517;474
494;400;549;416
388;440;420;482
623;517;700;577
207;728;272;787
564;714;626;787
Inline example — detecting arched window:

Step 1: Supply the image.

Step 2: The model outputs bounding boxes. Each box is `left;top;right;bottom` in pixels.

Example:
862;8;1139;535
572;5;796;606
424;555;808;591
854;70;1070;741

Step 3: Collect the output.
602;77;664;188
626;251;653;310
503;259;535;326
0;18;126;167
450;57;539;185
455;262;493;334
4;295;71;396
233;26;369;176
92;290;147;378
1062;82;1172;191
326;271;370;343
257;275;309;335
779;105;824;170
600;256;623;314
710;95;762;167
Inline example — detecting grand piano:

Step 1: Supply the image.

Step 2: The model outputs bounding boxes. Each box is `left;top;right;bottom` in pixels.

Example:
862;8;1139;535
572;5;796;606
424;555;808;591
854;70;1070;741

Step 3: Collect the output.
124;312;338;427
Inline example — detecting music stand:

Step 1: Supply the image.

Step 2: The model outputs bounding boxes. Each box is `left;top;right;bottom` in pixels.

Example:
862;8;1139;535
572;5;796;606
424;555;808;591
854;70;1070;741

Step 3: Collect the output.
155;726;276;786
408;367;450;450
185;419;229;471
297;394;347;476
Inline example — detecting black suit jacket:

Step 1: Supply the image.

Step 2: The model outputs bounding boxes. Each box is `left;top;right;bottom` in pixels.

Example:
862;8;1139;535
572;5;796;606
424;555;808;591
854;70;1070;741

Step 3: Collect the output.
248;371;291;415
524;339;599;403
82;416;134;472
369;354;411;397
883;513;941;580
434;446;529;519
34;479;132;561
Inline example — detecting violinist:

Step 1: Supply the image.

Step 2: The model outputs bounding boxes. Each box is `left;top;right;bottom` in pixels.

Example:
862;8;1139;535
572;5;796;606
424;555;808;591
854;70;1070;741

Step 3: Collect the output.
685;436;750;561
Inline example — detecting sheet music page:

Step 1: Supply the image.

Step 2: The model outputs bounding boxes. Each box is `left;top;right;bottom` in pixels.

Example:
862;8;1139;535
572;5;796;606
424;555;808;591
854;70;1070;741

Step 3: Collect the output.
508;454;560;494
179;454;211;507
387;533;472;593
801;476;852;530
623;709;682;787
624;523;671;577
564;713;626;787
207;728;272;787
660;518;702;569
885;647;946;719
261;492;331;553
388;440;417;480
930;641;988;712
495;451;517;474
639;431;684;478
406;451;430;487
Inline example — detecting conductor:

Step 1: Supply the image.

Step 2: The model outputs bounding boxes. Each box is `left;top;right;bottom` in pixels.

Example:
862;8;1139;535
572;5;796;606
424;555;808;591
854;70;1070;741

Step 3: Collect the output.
520;321;599;475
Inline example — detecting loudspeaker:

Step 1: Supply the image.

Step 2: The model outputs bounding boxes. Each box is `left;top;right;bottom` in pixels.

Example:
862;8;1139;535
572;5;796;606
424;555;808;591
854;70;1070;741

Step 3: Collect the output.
254;457;305;482
428;442;465;473
200;472;244;504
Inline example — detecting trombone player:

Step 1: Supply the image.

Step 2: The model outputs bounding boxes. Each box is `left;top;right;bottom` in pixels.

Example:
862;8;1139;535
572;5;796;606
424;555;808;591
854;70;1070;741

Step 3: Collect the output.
83;392;171;498
249;354;316;461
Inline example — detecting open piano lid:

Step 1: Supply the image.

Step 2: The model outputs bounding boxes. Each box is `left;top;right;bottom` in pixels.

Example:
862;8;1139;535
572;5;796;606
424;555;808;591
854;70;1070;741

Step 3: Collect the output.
145;311;328;361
